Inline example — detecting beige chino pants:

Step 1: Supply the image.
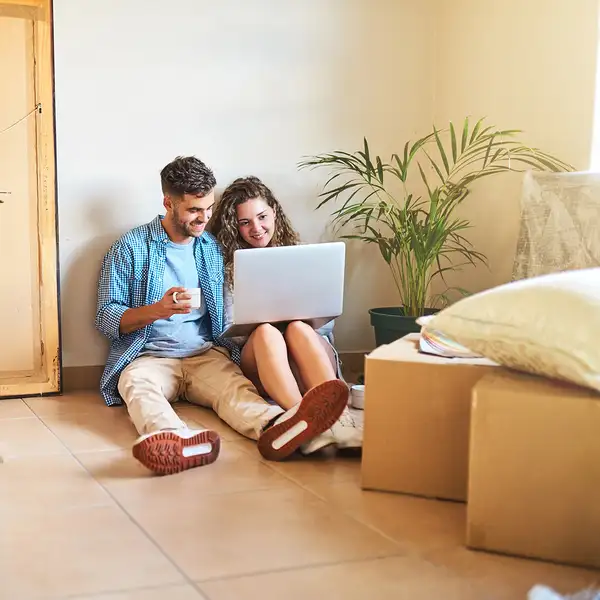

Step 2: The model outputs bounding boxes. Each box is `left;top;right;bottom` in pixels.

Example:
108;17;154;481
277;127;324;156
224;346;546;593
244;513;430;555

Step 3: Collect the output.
117;347;284;440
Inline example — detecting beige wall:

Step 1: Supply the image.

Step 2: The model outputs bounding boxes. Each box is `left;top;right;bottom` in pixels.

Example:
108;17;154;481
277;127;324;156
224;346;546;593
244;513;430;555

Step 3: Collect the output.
53;0;599;367
53;0;436;364
432;0;599;298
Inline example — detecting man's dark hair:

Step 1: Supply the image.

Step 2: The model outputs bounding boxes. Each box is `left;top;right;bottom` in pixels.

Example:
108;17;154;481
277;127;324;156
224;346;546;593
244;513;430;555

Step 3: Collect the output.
160;156;217;198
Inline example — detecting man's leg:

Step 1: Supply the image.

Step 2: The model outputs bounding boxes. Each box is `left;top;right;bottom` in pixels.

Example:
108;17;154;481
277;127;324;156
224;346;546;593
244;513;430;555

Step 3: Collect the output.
183;347;349;460
183;347;284;440
118;356;185;434
118;355;220;474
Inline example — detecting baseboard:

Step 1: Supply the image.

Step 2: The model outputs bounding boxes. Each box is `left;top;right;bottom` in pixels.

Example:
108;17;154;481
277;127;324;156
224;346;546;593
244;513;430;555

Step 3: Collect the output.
62;365;103;392
63;352;367;393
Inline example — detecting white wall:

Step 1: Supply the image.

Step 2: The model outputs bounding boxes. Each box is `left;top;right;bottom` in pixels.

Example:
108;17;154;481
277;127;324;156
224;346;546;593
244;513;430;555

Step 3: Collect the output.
53;0;437;366
54;0;599;367
432;0;599;297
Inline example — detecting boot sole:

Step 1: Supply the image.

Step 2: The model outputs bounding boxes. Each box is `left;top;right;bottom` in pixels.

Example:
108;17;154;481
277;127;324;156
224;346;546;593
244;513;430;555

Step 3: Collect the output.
132;430;220;475
257;379;349;461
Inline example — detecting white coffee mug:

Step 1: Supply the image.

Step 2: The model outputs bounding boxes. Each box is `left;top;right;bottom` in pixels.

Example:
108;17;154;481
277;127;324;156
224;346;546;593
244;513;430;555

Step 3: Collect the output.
173;288;201;309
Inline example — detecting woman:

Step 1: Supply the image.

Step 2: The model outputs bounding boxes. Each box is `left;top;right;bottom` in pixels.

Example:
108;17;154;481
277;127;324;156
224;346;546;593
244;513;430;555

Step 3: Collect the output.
209;176;362;454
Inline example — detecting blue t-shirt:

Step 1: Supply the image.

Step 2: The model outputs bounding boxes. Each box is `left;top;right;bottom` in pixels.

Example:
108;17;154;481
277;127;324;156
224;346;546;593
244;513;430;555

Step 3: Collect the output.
142;239;212;358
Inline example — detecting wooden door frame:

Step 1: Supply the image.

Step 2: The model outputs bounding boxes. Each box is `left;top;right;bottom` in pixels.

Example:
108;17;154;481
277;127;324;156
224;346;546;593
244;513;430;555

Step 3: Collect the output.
0;0;61;397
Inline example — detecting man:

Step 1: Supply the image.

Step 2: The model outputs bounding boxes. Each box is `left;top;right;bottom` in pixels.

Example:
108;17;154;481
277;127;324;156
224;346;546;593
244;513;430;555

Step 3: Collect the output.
96;156;348;475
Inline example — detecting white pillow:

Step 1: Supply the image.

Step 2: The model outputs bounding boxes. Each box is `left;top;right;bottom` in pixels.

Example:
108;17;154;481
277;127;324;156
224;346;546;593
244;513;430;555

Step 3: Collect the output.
425;268;600;392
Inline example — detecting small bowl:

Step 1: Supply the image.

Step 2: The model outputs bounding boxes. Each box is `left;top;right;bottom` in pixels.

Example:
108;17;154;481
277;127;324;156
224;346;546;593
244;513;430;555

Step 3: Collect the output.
350;384;365;410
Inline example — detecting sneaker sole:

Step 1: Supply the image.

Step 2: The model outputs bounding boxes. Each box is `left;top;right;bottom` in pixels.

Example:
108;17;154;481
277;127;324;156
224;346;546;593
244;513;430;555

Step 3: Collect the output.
257;379;349;461
132;430;220;475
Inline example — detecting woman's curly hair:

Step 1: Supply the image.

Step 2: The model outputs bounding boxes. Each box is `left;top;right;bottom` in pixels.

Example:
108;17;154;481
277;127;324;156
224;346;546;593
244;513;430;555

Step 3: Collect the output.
208;176;300;287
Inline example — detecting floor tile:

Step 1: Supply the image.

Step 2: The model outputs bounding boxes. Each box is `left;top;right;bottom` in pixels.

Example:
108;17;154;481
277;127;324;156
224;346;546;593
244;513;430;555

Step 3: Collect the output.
4;391;594;599
69;583;205;599
0;454;112;514
77;441;294;509
200;554;514;600
0;398;34;419
130;486;401;580
303;480;466;554
426;547;600;599
25;390;107;417
226;436;262;456
267;453;361;487
41;406;137;452
0;416;67;458
0;505;184;598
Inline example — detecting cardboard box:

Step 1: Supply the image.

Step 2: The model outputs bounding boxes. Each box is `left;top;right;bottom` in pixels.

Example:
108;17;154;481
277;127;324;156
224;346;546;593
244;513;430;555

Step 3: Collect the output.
467;370;600;569
361;334;498;501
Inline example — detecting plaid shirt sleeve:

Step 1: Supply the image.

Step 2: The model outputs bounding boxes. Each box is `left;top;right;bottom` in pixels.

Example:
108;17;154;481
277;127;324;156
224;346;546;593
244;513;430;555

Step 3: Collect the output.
95;240;133;341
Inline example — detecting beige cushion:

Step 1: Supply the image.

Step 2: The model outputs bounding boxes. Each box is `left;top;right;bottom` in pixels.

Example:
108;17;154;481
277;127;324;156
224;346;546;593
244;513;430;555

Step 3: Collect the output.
426;268;600;392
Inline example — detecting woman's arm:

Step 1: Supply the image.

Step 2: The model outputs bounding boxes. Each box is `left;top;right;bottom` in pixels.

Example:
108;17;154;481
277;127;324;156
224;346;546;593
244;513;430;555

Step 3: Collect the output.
223;282;235;331
315;319;335;344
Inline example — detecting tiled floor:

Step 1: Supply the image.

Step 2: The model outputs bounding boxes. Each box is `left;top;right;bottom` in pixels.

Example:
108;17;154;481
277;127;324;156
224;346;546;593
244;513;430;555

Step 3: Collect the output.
0;393;598;599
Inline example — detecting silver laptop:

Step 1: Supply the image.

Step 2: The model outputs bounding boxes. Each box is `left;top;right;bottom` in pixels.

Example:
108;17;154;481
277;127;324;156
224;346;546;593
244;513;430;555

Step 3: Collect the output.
222;241;345;338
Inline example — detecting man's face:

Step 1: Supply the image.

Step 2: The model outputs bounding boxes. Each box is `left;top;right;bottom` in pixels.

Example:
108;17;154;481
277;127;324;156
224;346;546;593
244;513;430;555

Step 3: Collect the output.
165;190;215;240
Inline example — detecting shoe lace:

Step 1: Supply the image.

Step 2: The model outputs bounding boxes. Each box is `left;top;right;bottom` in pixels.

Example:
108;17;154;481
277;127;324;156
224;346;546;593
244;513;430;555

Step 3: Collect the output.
338;410;357;427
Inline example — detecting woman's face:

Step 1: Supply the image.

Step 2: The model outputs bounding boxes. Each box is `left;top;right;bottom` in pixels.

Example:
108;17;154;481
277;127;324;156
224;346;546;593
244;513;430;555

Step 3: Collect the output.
236;197;275;248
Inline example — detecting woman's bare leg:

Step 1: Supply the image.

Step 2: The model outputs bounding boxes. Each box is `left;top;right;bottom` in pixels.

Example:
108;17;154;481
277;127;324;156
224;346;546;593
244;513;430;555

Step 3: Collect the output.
240;324;302;410
285;321;338;392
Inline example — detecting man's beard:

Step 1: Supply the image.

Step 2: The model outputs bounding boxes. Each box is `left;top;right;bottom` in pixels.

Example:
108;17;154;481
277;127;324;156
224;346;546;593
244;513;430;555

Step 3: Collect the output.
175;218;205;238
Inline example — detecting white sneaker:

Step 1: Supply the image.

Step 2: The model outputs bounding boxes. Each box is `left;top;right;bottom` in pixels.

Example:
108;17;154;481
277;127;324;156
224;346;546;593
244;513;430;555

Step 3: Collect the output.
300;429;337;455
301;408;363;455
332;408;363;450
132;427;220;475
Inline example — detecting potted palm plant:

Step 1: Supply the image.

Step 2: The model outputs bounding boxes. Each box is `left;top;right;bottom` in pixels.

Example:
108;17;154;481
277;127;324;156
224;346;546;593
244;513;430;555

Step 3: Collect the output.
299;117;573;346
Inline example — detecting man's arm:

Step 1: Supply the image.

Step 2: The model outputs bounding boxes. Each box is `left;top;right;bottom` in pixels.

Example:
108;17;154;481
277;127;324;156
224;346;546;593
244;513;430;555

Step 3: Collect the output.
118;288;192;335
95;241;194;338
95;241;134;341
118;304;162;335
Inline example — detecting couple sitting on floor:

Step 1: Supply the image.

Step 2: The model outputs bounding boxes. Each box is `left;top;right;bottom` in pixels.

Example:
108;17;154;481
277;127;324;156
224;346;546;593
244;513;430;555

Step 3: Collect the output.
96;155;361;475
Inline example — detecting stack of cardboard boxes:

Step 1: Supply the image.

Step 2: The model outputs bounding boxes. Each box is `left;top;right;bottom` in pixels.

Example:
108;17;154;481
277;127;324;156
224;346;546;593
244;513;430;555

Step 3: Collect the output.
361;334;600;570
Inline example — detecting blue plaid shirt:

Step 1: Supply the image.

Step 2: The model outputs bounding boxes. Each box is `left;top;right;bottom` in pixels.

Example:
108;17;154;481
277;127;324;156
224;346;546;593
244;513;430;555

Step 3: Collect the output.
95;215;240;407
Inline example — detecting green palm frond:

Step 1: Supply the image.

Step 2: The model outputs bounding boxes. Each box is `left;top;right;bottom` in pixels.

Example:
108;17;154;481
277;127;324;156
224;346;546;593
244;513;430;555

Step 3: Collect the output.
298;117;574;317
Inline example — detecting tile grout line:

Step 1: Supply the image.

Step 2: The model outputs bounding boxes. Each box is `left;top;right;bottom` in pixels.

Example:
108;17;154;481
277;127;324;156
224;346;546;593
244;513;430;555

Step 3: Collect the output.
58;581;203;600
187;447;409;593
194;553;409;587
213;430;408;551
0;415;39;421
253;457;409;551
25;399;406;597
26;407;370;598
295;477;408;549
32;411;205;596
